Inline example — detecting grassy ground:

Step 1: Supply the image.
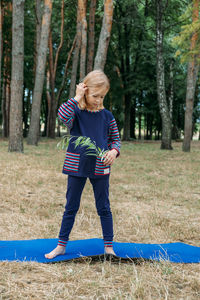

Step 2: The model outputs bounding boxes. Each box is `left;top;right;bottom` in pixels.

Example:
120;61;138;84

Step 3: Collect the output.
0;138;199;300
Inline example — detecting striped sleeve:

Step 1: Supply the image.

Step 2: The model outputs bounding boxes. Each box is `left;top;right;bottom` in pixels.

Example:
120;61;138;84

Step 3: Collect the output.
58;98;78;129
107;118;121;156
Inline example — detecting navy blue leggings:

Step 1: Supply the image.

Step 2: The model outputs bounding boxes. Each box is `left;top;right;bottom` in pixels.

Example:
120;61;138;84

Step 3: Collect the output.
59;175;113;242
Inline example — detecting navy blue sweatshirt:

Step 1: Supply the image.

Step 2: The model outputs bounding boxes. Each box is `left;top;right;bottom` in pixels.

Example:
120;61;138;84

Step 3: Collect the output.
58;98;121;178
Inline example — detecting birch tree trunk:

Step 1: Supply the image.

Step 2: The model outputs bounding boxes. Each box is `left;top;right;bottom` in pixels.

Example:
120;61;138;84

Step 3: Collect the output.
169;59;174;122
94;0;113;70
69;1;81;98
27;0;52;145
8;0;24;152
79;0;87;80
87;0;96;73
156;0;173;150
182;0;199;152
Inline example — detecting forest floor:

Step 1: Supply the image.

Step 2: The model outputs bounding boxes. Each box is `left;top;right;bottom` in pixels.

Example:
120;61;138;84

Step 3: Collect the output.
0;138;199;300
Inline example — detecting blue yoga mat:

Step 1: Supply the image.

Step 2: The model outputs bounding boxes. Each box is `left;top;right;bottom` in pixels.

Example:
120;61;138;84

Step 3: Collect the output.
0;238;200;263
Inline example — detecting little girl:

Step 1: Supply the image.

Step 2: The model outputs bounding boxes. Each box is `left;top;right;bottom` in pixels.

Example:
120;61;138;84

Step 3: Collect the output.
45;70;121;259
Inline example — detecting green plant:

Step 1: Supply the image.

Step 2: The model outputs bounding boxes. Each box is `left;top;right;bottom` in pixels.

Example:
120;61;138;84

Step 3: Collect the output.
57;135;109;161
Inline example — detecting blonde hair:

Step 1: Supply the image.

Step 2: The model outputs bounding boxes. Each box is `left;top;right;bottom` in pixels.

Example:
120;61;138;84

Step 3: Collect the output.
78;70;110;110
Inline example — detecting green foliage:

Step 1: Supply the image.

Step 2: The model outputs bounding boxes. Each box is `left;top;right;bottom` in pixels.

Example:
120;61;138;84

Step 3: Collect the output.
171;3;200;63
57;135;109;160
2;0;199;139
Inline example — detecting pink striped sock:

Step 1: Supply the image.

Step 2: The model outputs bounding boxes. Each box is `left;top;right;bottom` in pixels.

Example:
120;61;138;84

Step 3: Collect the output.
58;239;67;247
104;240;113;248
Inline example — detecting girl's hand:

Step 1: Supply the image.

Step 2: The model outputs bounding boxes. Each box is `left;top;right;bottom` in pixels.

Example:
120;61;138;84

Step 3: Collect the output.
74;83;88;101
103;149;118;166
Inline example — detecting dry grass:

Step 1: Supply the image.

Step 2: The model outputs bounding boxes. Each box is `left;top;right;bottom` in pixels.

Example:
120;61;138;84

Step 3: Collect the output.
0;138;200;300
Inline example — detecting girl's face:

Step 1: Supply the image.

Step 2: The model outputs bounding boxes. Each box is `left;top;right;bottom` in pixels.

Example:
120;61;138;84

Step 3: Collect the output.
85;87;108;111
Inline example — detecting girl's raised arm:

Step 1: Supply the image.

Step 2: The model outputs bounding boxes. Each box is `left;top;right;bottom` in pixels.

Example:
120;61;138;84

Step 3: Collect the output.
58;83;87;129
58;98;78;129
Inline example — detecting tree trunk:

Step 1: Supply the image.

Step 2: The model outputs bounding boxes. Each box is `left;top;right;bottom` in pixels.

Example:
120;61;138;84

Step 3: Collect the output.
182;0;199;152
27;0;52;145
8;0;24;152
149;116;153;140
1;1;11;138
46;68;51;136
47;0;64;138
2;77;10;138
56;35;77;104
23;88;31;137
183;63;199;150
115;2;131;141
146;113;153;140
169;59;174;123
94;0;114;70
156;0;173;150
138;105;142;139
130;1;147;140
130;100;136;139
0;0;2;105
87;0;96;73
34;0;42;75
123;95;131;140
47;29;56;138
123;20;131;140
69;2;81;98
2;78;6;135
0;0;4;136
53;0;64;80
79;0;87;80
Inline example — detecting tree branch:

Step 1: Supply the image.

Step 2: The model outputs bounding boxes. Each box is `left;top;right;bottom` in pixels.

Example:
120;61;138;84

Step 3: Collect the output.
56;34;77;106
